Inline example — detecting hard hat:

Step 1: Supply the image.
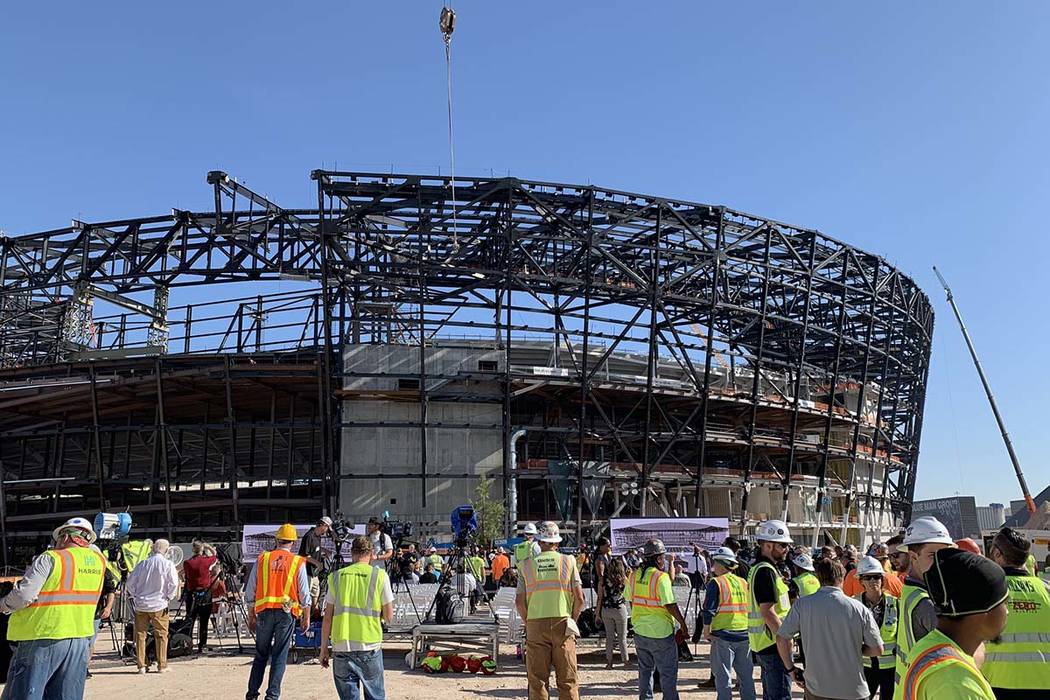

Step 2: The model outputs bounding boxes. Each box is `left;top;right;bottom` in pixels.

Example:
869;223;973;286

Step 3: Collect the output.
954;538;982;555
319;516;333;527
52;517;97;544
902;517;953;547
640;539;666;558
522;522;538;536
711;546;738;564
536;521;562;543
275;523;299;541
856;556;886;577
755;519;793;544
791;553;814;572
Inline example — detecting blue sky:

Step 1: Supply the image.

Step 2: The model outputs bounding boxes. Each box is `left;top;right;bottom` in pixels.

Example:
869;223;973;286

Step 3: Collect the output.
2;2;1048;507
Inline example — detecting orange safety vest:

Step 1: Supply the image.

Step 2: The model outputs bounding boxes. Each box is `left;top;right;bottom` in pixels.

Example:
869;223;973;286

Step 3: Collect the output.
254;549;306;616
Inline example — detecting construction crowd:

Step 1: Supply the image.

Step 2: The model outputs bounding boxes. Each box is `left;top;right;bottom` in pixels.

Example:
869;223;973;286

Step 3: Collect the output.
0;512;1048;700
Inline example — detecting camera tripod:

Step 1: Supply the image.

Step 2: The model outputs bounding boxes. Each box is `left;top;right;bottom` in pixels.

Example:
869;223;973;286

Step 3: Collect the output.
422;542;498;625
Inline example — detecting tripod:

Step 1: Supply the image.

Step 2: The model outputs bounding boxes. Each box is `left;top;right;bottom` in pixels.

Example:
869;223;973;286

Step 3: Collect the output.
423;542;498;625
387;549;422;626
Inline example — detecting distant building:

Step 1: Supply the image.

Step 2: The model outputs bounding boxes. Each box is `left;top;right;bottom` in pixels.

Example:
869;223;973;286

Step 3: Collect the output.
911;496;981;540
977;503;1005;532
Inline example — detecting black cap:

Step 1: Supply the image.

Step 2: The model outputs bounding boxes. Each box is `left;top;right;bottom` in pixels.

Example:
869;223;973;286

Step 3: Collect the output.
924;548;1008;617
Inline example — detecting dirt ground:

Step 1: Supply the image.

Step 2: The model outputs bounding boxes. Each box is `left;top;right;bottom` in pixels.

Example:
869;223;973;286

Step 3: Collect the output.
79;640;785;699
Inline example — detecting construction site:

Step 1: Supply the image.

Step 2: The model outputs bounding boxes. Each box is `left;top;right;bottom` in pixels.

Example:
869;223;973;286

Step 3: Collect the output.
0;170;935;560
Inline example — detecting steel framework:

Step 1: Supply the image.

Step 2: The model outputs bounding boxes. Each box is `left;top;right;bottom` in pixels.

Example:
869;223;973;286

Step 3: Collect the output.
0;171;934;560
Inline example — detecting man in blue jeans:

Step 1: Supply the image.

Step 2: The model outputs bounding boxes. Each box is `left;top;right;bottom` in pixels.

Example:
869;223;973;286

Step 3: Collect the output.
628;539;688;699
320;536;395;700
747;520;794;700
701;547;756;700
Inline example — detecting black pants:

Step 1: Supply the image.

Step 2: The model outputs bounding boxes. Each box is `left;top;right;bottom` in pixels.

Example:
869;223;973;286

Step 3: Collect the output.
863;664;894;700
185;590;213;649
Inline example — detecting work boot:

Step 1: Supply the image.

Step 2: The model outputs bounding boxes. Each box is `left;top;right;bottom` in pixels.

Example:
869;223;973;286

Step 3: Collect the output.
698;677;716;688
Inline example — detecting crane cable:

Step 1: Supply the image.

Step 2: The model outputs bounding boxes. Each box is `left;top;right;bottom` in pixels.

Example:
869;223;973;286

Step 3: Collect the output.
440;6;459;250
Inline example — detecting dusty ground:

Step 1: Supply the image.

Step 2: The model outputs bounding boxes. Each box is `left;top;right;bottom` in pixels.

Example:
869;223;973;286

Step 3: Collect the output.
79;639;790;699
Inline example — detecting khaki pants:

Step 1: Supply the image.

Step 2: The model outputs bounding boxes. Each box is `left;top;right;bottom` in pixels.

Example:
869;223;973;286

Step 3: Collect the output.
134;608;170;670
525;617;579;700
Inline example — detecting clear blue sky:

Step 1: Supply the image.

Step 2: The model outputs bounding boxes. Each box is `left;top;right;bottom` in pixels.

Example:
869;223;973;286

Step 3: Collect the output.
2;2;1048;507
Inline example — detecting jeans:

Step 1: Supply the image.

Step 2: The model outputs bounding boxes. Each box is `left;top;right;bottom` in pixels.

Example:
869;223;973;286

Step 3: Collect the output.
333;649;386;700
246;609;295;700
1;636;91;700
755;651;792;700
710;636;756;700
635;633;679;700
601;605;629;665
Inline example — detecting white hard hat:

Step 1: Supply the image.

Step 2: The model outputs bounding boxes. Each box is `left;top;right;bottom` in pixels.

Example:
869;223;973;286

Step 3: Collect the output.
522;522;538;536
791;553;814;572
536;521;562;543
319;516;333;527
902;517;953;547
52;517;97;544
856;556;885;578
755;519;793;544
711;546;738;564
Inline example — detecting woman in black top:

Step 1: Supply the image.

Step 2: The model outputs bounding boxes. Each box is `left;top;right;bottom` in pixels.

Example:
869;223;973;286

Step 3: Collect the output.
595;558;630;668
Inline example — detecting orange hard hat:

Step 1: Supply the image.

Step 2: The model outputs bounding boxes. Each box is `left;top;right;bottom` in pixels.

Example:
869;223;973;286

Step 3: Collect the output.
955;538;982;555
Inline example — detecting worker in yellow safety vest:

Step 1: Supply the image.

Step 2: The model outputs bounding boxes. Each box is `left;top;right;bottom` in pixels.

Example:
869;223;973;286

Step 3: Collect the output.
515;521;584;700
747;519;793;700
893;548;1006;700
0;517;107;700
854;555;898;700
515;522;540;568
244;523;311;700
790;553;820;599
319;535;394;700
628;539;689;699
896;516;955;671
983;527;1050;696
120;539;153;578
701;546;755;699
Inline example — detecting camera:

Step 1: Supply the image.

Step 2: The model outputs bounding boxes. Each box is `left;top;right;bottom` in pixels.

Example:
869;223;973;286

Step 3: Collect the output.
450;505;477;546
380;511;414;542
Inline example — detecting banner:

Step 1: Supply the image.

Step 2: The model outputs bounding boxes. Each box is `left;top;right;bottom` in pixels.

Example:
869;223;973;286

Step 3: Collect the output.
241;523;364;563
609;517;729;572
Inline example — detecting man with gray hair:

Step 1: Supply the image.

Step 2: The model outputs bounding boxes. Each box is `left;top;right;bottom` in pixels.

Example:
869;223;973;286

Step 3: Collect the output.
126;539;181;673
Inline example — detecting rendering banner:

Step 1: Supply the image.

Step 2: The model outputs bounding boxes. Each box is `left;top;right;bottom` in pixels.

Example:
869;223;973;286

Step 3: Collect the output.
609;517;729;571
241;522;364;563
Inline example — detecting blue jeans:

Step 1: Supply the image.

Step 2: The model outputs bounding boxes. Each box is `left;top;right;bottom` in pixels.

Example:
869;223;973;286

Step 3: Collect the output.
711;636;756;700
333;649;386;700
246;610;295;700
635;633;679;700
754;651;791;700
1;637;91;700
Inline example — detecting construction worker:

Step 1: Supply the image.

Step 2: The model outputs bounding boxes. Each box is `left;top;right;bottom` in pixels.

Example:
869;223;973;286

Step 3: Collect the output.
790;553;820;598
0;517;106;700
896;516;954;670
628;539;688;700
854;556;898;700
701;546;755;700
244;523;311;700
893;548;1006;700
983;526;1050;696
426;546;443;573
319;536;394;700
515;521;584;700
747;519;793;700
515;522;541;567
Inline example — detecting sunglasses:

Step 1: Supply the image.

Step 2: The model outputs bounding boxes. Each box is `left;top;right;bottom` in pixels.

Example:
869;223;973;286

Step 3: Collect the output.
860;575;883;583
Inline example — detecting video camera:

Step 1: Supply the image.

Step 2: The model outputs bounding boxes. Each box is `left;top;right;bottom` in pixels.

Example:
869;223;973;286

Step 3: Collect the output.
380;511;414;542
450;505;478;547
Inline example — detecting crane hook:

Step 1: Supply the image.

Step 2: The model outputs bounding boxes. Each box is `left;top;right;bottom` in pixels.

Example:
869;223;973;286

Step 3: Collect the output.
440;7;456;46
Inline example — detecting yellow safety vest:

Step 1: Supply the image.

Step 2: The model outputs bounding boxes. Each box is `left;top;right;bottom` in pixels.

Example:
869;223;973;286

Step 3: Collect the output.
514;540;534;567
629;568;675;638
893;629;994;700
895;582;929;668
467;555;486;581
981;574;1050;690
121;540;152;576
428;553;443;572
711;573;749;633
1025;553;1036;577
747;561;790;652
855;592;898;669
8;547;106;641
793;572;820;597
330;562;386;645
522;551;574;619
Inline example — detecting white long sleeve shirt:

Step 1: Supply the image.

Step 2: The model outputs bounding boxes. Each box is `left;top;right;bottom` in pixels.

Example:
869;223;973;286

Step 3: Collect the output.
126;553;180;613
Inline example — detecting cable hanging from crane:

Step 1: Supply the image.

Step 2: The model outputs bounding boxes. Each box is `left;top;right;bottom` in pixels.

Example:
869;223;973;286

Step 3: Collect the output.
440;6;459;250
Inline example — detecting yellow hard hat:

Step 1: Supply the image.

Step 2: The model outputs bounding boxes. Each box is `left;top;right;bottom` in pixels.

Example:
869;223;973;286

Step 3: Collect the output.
275;523;298;541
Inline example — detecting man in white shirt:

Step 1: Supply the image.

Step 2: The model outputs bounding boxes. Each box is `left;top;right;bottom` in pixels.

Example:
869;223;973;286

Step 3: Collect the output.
366;518;393;568
125;539;181;673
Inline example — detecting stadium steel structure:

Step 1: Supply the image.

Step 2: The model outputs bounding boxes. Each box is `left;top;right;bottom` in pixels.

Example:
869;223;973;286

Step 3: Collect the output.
0;171;934;561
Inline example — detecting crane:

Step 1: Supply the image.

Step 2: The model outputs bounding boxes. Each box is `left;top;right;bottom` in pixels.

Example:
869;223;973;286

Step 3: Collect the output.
933;266;1036;513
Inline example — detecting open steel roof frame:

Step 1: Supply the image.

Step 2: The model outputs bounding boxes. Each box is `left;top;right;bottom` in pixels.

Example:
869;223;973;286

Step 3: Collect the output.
0;171;934;557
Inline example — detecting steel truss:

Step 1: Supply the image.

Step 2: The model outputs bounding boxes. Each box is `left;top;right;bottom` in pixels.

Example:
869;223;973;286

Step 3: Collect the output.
0;171;933;559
